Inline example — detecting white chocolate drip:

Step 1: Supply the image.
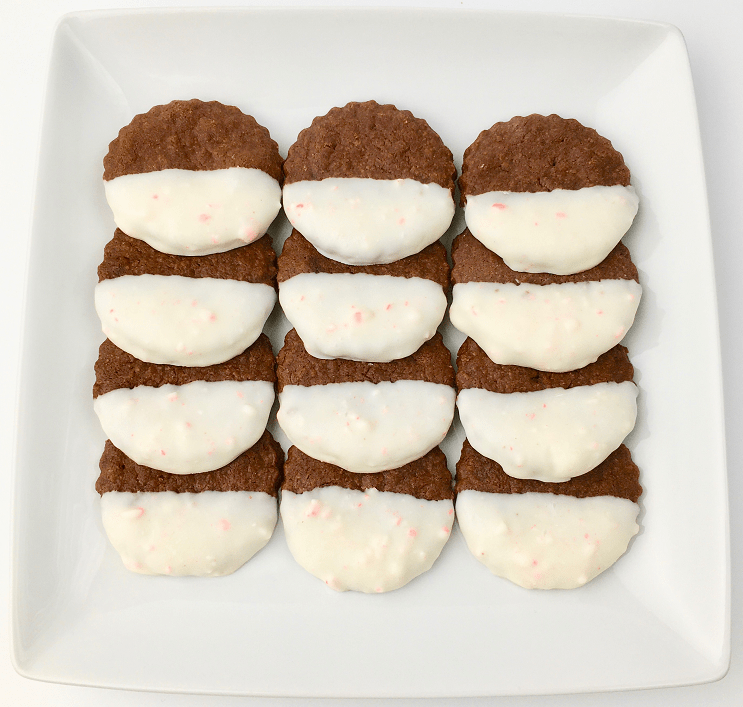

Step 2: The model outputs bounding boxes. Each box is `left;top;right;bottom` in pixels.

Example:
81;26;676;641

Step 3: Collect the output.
101;490;277;576
457;382;637;482
277;380;455;473
449;279;641;372
94;380;274;474
281;487;454;592
465;185;639;275
279;273;447;362
283;178;455;265
104;167;281;256
95;275;276;366
456;490;639;589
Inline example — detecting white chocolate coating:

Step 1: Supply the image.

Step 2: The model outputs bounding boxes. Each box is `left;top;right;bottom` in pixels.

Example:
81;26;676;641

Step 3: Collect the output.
457;382;637;482
277;381;455;473
281;487;454;592
282;178;455;265
94;380;275;474
279;273;447;362
95;275;276;366
104;167;282;256
456;490;639;589
465;185;639;275
449;279;641;372
101;490;278;576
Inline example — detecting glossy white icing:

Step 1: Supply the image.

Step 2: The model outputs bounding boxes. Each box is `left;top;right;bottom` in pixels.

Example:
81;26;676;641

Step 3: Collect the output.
281;486;454;592
279;272;447;362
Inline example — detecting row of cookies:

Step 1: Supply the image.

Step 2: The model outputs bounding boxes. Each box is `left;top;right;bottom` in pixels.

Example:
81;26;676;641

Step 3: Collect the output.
449;115;643;589
93;101;286;575
274;102;460;591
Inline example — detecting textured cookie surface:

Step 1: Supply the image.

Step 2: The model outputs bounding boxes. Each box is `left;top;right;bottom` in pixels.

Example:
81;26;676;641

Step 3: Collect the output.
277;329;454;390
283;100;455;191
451;229;638;286
96;431;283;495
455;441;642;502
456;339;634;394
93;334;275;398
98;230;277;286
283;446;453;501
459;114;630;199
277;230;449;289
103;99;283;181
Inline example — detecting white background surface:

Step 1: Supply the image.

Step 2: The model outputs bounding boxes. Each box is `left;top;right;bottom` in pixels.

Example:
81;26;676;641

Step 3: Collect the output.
1;0;739;705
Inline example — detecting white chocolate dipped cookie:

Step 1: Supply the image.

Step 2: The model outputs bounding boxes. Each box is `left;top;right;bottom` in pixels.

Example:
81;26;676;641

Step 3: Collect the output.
281;446;454;593
449;230;641;372
455;339;638;483
94;230;277;367
96;432;283;576
460;114;638;275
103;99;283;256
277;231;449;362
282;101;456;265
455;441;641;590
93;335;275;475
276;330;455;474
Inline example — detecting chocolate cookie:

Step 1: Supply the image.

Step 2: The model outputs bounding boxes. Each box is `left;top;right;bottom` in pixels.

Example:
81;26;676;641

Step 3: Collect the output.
97;431;283;577
98;230;277;286
278;231;449;363
103;99;283;256
283;446;453;501
459;114;638;276
93;335;276;475
282;100;456;265
276;330;455;473
449;229;642;372
94;233;277;368
281;445;454;593
455;440;642;589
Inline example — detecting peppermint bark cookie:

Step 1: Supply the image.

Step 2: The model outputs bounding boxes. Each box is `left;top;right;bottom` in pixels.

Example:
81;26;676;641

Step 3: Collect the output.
96;431;283;576
283;101;456;265
281;446;454;593
278;230;449;362
95;230;277;366
449;229;641;372
460;114;638;275
456;339;637;482
276;329;455;473
455;441;641;589
93;335;275;475
103;99;283;256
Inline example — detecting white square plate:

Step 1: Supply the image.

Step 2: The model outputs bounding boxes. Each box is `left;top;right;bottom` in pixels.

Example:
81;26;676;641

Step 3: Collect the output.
11;8;729;697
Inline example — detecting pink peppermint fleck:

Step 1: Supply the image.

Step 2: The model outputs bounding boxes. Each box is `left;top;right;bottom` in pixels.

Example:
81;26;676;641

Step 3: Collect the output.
218;519;231;531
408;528;417;538
492;203;507;210
353;311;363;323
198;213;211;223
555;212;567;219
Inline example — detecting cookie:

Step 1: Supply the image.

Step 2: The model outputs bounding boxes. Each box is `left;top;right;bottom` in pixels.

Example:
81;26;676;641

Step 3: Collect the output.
460;114;638;275
455;440;641;589
93;335;275;474
96;431;283;576
103;99;283;256
94;230;277;367
281;446;454;593
282;101;456;265
449;229;641;372
276;329;455;473
456;339;637;482
278;230;449;361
